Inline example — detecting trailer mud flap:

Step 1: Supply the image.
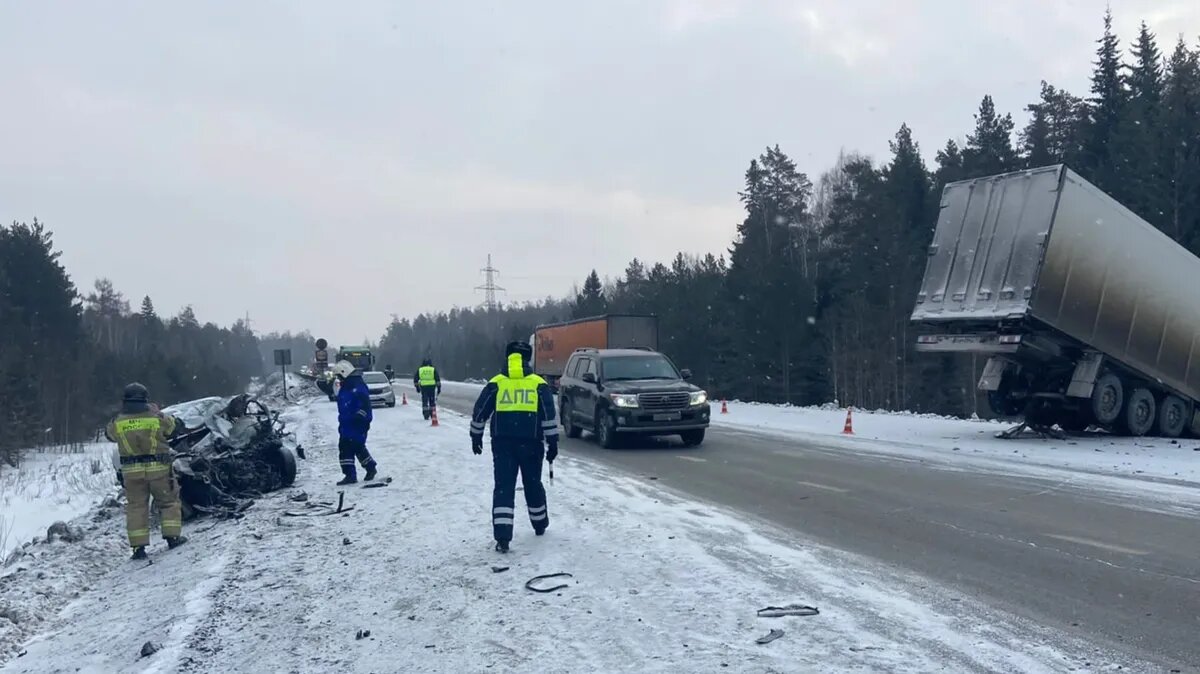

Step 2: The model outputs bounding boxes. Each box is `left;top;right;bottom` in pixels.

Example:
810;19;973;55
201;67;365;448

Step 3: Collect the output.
978;357;1009;392
1066;352;1104;399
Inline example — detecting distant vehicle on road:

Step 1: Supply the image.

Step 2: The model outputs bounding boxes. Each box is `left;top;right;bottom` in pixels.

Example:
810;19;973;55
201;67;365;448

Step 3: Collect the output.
338;345;375;372
557;347;709;448
531;315;658;389
362;371;396;408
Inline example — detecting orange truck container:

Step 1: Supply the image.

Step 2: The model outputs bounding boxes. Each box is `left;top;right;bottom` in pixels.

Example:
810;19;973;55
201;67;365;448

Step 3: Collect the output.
531;314;658;387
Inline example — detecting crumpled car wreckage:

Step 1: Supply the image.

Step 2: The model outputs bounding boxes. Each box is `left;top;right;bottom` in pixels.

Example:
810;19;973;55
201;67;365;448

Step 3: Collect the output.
111;394;299;519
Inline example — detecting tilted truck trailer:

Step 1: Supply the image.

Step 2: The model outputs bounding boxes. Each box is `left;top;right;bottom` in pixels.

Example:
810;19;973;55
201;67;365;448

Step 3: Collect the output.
911;164;1200;437
531;314;658;388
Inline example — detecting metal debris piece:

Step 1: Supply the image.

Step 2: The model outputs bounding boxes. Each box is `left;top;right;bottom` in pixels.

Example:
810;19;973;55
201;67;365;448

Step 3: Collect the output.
755;629;784;645
355;629;371;640
757;604;819;618
140;641;162;658
525;572;573;593
289;491;309;502
491;566;510;573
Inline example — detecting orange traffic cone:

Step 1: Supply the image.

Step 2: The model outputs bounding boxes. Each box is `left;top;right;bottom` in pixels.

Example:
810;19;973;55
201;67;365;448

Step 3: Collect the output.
720;400;728;414
431;406;439;427
401;392;408;406
842;407;855;435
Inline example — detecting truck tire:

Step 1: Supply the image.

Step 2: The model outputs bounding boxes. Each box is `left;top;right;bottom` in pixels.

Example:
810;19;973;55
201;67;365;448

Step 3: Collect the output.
1116;387;1156;437
1090;373;1124;426
274;445;298;487
1155;395;1188;438
595;411;619;449
562;402;582;439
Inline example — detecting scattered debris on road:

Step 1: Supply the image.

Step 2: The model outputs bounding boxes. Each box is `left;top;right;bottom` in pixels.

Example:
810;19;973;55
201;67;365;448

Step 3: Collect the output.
755;629;785;645
140;641;161;658
45;521;85;544
757;604;819;618
525;572;573;593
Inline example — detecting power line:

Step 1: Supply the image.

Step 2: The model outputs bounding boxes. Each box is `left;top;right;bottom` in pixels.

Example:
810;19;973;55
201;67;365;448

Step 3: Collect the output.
474;254;505;312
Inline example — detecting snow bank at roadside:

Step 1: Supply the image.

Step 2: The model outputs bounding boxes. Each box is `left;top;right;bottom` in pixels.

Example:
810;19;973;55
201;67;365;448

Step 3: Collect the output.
0;445;117;560
3;396;1135;672
711;400;1200;488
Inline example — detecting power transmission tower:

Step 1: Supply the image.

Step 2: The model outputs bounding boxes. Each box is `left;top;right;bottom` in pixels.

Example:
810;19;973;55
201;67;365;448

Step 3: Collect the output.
475;254;505;312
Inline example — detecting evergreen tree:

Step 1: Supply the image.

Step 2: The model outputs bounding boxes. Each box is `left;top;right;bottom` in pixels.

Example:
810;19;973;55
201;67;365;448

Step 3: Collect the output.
934;139;966;187
1115;22;1167;226
572;270;607;318
1020;102;1054;168
139;295;158;321
1160;38;1200;250
962;95;1018;177
1081;9;1127;193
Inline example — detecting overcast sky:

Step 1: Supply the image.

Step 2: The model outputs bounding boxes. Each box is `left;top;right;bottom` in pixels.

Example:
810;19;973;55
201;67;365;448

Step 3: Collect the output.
2;1;1198;344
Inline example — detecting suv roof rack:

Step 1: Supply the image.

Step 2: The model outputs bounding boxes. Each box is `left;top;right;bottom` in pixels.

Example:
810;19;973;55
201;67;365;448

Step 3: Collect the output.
625;346;656;351
572;347;599;353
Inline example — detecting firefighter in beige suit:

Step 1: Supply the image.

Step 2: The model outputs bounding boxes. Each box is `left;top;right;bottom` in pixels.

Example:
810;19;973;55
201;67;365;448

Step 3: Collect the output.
105;383;187;560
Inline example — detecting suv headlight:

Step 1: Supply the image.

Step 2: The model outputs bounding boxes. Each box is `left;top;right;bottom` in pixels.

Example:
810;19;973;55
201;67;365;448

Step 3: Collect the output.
609;393;639;408
690;390;708;406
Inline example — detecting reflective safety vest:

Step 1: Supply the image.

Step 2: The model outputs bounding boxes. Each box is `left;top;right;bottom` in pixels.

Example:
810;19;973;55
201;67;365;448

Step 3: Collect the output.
107;412;176;476
486;354;550;440
418;365;437;387
496;374;539;413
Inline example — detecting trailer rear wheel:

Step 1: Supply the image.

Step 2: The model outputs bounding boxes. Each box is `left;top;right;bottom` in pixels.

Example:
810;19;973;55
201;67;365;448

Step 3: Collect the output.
1117;387;1156;437
1090;373;1124;426
1155;395;1188;438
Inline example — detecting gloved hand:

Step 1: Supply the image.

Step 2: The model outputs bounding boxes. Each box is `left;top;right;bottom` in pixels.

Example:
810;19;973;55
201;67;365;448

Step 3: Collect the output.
472;435;483;455
546;440;558;463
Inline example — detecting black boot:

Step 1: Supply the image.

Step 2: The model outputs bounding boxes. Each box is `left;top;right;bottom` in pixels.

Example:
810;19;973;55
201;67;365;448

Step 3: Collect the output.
495;540;509;553
364;466;377;481
131;546;147;560
166;536;187;550
534;525;547;536
336;476;357;486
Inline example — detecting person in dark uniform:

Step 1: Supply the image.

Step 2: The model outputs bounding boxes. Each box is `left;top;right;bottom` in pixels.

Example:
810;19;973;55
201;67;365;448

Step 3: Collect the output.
469;341;558;553
333;360;379;485
414;358;441;420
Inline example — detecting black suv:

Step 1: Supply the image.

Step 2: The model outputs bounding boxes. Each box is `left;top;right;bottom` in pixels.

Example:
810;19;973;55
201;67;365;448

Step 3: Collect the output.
558;348;710;448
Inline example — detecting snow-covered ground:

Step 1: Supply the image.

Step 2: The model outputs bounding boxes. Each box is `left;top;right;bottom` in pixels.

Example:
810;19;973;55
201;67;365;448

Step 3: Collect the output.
0;445;117;560
713;401;1200;485
0;393;1139;672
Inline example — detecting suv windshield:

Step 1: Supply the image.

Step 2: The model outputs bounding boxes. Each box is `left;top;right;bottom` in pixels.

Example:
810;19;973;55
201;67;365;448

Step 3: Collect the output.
362;372;389;385
602;355;679;381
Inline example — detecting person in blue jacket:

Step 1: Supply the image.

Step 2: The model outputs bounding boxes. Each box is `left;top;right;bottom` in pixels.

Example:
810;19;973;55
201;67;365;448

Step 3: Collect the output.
333;360;379;485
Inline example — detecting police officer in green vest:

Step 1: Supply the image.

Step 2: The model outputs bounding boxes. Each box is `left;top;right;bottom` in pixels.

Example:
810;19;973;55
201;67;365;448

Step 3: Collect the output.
470;341;559;553
413;358;441;420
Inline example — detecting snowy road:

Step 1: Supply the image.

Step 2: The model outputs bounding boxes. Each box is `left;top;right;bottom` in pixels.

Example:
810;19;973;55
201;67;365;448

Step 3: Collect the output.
435;383;1200;671
0;393;1148;672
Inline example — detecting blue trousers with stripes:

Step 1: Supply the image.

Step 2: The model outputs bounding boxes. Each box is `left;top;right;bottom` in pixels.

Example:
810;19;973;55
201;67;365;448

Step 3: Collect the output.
491;439;547;542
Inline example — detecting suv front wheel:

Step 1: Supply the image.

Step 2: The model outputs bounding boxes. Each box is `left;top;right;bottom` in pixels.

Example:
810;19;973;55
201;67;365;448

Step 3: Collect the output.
595;411;619;449
562;401;582;439
680;429;705;447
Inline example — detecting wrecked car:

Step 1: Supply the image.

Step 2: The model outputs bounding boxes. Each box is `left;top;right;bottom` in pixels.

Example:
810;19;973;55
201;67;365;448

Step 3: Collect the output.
111;394;299;519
